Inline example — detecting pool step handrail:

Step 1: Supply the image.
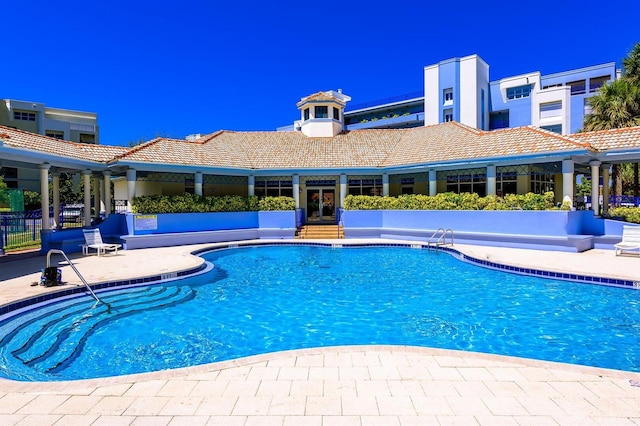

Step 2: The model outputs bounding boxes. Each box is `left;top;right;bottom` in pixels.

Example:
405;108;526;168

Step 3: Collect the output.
427;228;454;250
46;249;105;305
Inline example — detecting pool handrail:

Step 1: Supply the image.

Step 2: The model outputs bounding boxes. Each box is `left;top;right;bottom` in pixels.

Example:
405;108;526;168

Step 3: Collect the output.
46;249;105;305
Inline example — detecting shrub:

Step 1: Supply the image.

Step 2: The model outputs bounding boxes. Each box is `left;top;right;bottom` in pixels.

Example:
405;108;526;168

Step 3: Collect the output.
344;192;560;211
132;194;295;214
609;207;640;224
258;196;296;211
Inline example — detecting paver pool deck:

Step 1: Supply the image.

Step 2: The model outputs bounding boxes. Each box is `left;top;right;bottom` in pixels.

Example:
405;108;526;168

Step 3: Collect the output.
1;240;639;425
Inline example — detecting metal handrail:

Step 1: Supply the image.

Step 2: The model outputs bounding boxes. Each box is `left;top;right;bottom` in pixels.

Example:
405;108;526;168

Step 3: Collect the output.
46;249;105;305
427;228;454;250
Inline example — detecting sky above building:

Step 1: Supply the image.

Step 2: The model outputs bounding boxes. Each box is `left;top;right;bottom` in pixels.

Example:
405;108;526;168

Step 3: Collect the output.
3;0;639;146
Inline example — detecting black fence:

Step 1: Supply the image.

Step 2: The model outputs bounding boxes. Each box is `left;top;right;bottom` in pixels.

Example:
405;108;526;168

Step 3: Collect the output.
0;205;85;252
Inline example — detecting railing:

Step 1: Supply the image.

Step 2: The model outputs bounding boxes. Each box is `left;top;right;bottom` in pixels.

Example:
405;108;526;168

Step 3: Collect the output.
46;249;108;306
0;204;89;252
427;228;454;250
345;91;424;112
113;199;128;214
574;195;640;210
0;210;43;250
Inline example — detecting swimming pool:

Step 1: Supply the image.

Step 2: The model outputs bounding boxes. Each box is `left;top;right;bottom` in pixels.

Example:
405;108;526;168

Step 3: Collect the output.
1;244;639;381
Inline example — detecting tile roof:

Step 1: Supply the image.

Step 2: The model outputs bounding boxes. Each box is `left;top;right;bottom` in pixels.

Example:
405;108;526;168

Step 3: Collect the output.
571;126;640;151
4;121;640;173
0;125;128;163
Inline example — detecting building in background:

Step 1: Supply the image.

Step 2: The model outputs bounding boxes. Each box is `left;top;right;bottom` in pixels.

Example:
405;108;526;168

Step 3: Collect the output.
279;54;618;136
0;99;99;190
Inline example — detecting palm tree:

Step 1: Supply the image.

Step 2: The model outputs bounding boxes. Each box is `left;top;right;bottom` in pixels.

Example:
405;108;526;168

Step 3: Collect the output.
583;42;640;198
623;42;640;84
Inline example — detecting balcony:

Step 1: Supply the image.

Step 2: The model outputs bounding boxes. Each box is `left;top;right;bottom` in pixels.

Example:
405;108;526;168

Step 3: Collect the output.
345;113;424;130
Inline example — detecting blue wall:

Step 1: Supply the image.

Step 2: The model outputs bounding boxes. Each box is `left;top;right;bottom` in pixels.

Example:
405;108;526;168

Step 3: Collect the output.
124;212;258;235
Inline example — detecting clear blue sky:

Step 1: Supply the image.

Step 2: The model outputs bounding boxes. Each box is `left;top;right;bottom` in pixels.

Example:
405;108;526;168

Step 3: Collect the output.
3;0;639;146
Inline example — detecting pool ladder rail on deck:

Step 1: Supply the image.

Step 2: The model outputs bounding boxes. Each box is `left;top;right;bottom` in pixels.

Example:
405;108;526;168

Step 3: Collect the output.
46;249;108;307
427;228;454;250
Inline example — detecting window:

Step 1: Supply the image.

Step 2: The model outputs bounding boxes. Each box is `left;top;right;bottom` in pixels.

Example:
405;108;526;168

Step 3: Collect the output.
539;101;562;119
46;131;64;140
530;172;555;194
589;75;609;93
348;179;382;196
304;108;309;121
443;88;453;104
443;109;453;122
489;111;509;130
542;83;562;89
79;134;95;143
567;79;586;95
541;124;562;134
333;107;340;120
315;106;328;118
445;170;486;196
13;111;36;121
506;85;532;100
255;180;293;197
0;167;18;189
496;171;517;196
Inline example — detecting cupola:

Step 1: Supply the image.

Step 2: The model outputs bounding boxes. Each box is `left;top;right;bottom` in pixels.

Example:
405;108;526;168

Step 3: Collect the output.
295;90;351;137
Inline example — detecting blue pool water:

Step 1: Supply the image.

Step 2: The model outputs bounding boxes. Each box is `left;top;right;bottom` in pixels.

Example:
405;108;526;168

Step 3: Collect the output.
1;245;639;381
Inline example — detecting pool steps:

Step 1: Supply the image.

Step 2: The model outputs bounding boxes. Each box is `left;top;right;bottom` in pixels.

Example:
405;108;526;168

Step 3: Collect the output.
0;285;195;375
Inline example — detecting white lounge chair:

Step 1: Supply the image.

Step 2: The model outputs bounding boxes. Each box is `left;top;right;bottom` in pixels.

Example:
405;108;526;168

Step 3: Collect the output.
81;228;122;256
614;225;640;257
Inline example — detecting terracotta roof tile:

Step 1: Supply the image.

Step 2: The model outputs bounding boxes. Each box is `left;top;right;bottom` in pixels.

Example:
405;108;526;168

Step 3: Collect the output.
571;126;640;151
0;125;128;162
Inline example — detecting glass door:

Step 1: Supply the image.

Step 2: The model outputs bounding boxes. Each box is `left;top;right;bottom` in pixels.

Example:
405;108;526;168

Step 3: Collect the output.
306;188;335;223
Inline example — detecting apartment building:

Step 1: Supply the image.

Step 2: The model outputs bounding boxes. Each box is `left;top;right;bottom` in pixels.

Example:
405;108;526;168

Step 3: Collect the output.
279;54;618;135
0;99;99;190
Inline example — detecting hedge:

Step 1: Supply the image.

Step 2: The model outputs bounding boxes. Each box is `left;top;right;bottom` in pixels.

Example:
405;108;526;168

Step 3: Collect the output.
343;192;568;211
132;194;295;214
608;207;640;224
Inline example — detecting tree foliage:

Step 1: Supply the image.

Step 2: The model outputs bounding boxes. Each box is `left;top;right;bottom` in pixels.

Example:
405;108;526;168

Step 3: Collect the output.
583;41;640;196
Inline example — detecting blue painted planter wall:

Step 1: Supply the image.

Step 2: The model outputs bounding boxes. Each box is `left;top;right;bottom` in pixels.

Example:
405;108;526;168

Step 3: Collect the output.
124;212;259;235
341;210;599;236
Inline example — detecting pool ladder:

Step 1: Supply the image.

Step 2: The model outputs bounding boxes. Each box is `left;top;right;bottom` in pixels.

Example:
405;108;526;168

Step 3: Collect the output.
46;249;106;305
426;228;454;250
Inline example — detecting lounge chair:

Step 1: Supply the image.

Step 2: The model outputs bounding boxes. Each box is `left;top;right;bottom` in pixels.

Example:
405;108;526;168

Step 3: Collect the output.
614;225;640;257
81;228;122;256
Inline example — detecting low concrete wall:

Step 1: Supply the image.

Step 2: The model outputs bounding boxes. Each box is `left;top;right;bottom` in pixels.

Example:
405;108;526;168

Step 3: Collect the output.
340;209;625;252
121;210;297;250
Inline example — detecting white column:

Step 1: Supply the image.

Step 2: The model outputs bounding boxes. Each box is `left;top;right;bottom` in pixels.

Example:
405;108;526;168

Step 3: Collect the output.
51;172;60;229
590;161;601;215
339;174;347;208
40;164;51;231
429;170;437;196
83;170;92;226
602;165;610;214
103;170;112;217
382;173;389;196
93;177;101;220
194;172;203;196
126;169;137;212
486;165;496;196
248;175;255;197
562;159;575;206
292;174;300;208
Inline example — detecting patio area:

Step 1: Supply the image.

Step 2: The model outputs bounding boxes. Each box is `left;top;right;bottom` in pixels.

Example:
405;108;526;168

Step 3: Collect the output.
1;240;639;425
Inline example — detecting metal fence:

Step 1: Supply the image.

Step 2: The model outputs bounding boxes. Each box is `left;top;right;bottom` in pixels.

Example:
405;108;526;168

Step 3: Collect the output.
0;204;86;252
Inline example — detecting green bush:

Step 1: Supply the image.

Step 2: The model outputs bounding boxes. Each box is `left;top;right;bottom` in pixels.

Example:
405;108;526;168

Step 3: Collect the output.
344;191;559;211
258;196;296;211
609;207;640;223
132;194;295;214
